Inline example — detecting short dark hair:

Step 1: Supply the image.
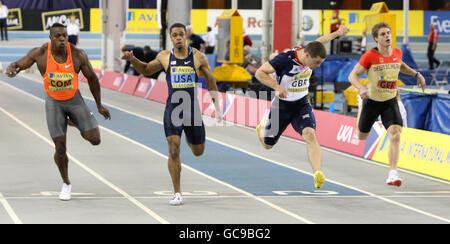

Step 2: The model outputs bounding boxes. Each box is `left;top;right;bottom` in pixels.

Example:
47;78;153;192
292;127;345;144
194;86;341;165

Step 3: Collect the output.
170;23;186;34
50;23;66;29
371;22;391;40
49;23;66;35
304;41;327;59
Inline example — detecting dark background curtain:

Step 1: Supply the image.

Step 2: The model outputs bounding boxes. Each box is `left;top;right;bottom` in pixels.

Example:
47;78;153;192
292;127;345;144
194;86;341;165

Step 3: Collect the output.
2;0;157;10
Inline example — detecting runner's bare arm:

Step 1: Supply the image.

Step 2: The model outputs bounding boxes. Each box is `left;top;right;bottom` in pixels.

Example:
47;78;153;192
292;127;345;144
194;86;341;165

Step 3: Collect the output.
121;50;165;76
315;25;350;45
255;61;287;98
198;52;222;122
348;63;369;99
400;61;426;91
6;47;43;77
79;50;111;120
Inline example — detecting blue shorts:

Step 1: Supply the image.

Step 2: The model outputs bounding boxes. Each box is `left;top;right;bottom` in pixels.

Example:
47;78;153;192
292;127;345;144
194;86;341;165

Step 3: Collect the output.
163;100;205;145
263;96;316;146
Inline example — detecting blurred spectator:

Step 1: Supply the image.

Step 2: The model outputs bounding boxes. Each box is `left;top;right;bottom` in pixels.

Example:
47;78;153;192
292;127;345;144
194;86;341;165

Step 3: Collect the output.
203;26;216;54
428;23;440;70
186;25;205;52
122;45;146;76
330;9;342;54
355;29;367;54
143;45;161;79
0;0;8;41
67;16;80;46
243;29;253;48
360;29;367;54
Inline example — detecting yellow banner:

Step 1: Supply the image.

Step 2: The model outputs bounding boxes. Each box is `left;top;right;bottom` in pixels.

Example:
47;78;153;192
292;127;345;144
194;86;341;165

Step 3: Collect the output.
126;9;160;33
371;128;450;181
321;10;423;36
90;9;208;34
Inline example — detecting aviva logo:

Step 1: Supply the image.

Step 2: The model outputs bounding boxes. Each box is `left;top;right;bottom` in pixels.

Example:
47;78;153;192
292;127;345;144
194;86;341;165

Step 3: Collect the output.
48;73;74;81
293;71;311;80
349;13;360;24
128;11;158;22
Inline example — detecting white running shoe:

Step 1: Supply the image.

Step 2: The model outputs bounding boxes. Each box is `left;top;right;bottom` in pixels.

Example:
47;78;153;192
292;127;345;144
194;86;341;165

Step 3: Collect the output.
169;193;183;206
59;183;72;201
386;170;402;187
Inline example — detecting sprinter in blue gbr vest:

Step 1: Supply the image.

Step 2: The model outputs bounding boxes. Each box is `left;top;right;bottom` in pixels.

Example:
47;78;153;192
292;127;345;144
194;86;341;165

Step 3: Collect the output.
122;23;222;206
255;25;350;189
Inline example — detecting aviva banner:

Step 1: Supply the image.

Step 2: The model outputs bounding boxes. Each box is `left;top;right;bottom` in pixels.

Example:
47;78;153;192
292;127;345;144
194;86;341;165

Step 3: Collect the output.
91;9;207;33
371;128;450;181
91;9;159;33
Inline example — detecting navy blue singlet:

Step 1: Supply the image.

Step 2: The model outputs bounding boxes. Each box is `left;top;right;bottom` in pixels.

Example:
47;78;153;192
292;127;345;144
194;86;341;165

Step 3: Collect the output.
163;47;205;145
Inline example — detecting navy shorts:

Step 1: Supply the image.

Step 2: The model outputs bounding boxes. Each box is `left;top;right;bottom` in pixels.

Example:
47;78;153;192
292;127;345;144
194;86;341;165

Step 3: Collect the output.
359;97;403;133
263;96;316;146
163;100;205;145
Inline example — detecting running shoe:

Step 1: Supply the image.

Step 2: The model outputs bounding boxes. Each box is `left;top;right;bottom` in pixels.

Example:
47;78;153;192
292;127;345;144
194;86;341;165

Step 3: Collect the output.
314;171;326;189
386;170;402;187
169;193;183;206
59;183;71;201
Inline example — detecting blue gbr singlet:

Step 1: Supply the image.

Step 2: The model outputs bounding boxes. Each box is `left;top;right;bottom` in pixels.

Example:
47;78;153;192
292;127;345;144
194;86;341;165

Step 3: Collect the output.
166;46;198;100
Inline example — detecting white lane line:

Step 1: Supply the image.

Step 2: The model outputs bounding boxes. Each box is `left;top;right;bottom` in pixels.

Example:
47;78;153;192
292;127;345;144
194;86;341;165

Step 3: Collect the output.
0;192;22;224
0;79;314;224
0;105;169;224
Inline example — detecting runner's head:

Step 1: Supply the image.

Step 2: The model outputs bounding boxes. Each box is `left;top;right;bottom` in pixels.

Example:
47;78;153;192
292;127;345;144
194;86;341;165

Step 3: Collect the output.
170;23;187;49
49;23;68;50
430;23;435;30
372;22;392;48
302;41;327;69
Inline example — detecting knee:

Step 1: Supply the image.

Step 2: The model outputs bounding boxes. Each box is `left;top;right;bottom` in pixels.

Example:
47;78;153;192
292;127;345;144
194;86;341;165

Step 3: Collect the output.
358;132;369;140
388;127;402;143
82;131;101;146
168;142;180;159
263;144;273;150
192;149;204;157
55;144;66;157
89;137;101;146
302;128;317;143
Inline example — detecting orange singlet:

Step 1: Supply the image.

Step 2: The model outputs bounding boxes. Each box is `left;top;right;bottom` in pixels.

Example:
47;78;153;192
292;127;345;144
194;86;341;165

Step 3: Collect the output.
42;42;79;101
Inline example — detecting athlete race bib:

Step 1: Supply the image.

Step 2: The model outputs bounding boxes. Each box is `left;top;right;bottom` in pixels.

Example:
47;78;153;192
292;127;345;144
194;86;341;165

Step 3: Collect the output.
170;66;196;89
48;72;75;92
288;71;311;93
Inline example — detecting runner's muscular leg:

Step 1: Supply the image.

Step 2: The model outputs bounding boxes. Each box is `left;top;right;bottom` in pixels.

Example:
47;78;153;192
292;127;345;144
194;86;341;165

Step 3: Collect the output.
52;135;70;185
167;135;182;193
302;127;322;173
387;124;402;170
81;127;101;145
184;136;205;156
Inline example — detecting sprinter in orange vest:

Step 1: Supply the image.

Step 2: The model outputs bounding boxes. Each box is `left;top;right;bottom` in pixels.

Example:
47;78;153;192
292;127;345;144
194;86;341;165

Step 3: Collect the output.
6;23;111;201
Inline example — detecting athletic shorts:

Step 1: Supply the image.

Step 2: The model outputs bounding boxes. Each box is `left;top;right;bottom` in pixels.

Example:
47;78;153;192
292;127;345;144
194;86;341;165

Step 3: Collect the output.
45;92;98;139
263;96;316;146
163;100;205;145
358;97;403;133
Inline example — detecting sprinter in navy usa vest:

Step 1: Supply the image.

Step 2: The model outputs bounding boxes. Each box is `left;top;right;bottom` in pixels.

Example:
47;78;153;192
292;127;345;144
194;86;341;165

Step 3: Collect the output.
255;25;350;190
164;46;204;144
121;23;222;206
